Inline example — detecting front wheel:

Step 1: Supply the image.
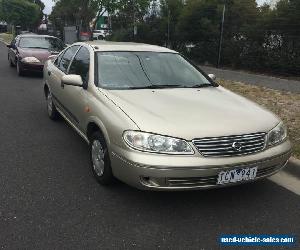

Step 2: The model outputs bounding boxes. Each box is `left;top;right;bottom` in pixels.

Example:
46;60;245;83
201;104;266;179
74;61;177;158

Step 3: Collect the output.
46;90;59;120
90;132;114;185
16;60;24;76
8;55;14;67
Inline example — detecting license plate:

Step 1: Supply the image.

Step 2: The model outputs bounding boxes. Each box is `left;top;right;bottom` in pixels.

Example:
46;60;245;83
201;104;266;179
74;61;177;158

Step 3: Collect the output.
217;167;258;185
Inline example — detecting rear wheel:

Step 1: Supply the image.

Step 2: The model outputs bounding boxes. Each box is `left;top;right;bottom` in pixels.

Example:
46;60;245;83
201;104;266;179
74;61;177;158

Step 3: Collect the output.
46;90;59;120
90;132;114;185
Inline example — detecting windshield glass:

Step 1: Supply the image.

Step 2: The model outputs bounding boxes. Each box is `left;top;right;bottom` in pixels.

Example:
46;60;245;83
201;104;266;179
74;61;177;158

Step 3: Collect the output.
96;52;212;89
19;37;64;51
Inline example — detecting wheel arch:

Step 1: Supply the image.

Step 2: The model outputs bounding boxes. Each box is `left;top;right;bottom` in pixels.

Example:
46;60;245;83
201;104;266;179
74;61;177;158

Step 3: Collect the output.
43;83;49;98
86;118;111;146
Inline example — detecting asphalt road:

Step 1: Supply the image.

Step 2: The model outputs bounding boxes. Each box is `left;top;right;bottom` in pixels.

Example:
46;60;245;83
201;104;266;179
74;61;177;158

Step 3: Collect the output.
0;42;299;250
201;65;300;93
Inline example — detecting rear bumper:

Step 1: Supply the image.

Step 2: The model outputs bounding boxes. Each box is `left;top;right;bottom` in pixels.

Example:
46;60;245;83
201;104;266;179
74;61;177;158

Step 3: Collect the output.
110;140;292;190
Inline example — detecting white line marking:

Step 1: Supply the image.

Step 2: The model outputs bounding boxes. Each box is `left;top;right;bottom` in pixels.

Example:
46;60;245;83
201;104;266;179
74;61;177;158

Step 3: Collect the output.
268;171;300;196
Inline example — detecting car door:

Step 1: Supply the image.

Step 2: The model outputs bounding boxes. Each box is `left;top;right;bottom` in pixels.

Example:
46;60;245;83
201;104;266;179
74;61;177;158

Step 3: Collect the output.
47;45;80;124
8;36;18;65
64;46;91;131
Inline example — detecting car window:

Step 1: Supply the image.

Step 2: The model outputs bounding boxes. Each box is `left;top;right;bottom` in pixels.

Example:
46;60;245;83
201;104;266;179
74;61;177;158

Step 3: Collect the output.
96;52;211;89
58;45;80;73
10;38;16;47
54;52;64;67
68;46;90;83
18;37;64;51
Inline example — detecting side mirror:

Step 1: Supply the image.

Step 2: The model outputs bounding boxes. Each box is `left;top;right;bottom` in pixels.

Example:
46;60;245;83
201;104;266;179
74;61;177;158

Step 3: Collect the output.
61;75;83;88
7;44;12;48
48;55;57;61
208;74;216;81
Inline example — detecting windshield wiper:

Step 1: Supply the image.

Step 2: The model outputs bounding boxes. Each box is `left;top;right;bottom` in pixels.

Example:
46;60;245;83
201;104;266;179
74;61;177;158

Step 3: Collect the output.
187;83;213;88
22;46;49;49
127;84;183;89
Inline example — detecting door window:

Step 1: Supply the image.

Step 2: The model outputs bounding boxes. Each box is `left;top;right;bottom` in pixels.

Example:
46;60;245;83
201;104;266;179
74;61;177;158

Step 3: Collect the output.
54;52;64;67
58;45;80;73
68;46;90;83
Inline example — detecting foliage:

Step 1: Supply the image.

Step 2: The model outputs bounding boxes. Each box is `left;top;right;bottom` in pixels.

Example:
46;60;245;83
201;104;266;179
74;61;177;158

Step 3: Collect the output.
0;0;41;29
50;0;300;76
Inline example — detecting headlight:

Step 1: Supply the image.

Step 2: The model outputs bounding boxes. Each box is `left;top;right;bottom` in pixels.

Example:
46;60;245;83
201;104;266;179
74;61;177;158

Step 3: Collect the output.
267;122;287;146
123;131;194;154
21;57;40;64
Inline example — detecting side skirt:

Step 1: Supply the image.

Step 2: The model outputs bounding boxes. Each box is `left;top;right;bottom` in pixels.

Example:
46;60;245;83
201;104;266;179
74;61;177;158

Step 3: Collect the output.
56;107;89;144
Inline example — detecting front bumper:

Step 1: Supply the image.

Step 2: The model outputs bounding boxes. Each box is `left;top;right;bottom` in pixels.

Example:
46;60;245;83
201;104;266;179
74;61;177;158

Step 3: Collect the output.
20;61;44;72
110;140;292;190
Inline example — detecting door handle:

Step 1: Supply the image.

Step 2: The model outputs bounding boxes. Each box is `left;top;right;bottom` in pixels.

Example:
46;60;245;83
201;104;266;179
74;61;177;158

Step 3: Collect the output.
48;71;51;76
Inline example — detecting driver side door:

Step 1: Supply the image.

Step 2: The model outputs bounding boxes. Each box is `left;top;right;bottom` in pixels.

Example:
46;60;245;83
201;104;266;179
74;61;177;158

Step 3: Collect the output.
64;46;91;132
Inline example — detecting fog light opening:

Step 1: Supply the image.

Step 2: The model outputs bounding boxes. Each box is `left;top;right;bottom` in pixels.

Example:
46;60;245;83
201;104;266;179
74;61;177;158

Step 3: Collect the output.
140;176;163;187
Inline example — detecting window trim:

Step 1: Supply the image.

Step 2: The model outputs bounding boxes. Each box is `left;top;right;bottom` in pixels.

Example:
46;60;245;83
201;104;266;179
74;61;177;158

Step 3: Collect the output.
56;45;81;74
54;50;65;67
67;45;91;89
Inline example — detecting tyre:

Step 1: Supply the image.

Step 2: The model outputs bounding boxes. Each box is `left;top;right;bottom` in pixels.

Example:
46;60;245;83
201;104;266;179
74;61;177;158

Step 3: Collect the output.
90;131;114;185
8;55;14;67
46;90;59;120
16;60;24;76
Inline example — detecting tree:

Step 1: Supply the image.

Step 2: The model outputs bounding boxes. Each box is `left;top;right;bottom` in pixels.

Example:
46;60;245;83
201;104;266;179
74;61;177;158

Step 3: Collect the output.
177;0;221;60
90;0;119;31
109;0;151;41
51;0;96;30
0;0;41;29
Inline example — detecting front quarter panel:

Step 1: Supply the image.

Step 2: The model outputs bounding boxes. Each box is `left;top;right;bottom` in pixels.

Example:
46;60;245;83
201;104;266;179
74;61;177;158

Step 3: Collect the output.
84;87;140;150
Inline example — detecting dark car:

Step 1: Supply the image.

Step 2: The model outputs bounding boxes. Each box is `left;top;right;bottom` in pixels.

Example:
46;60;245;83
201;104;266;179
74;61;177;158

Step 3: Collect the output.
7;34;65;76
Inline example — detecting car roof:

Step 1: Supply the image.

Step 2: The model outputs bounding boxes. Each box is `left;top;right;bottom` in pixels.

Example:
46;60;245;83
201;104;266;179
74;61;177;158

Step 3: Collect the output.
17;34;60;39
79;41;177;53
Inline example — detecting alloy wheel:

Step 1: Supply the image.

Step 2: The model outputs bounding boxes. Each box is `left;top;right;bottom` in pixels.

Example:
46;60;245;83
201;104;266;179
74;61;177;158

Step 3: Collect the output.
91;140;105;176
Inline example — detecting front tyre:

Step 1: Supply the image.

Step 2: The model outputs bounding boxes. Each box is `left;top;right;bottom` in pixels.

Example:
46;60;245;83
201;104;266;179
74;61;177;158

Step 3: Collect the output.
16;60;24;76
8;55;14;67
90;132;114;185
46;90;59;120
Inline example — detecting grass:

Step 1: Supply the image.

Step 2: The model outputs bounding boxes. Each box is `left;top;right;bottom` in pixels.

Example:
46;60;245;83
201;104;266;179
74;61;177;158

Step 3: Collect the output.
0;33;13;44
219;79;300;159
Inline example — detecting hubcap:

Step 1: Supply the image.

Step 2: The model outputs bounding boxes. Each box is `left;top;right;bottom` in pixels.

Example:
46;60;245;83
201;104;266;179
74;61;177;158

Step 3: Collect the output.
47;93;53;115
91;140;105;176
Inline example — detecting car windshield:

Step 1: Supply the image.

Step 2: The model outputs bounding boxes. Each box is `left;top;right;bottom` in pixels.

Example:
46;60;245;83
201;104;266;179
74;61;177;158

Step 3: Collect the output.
19;37;64;51
96;52;212;89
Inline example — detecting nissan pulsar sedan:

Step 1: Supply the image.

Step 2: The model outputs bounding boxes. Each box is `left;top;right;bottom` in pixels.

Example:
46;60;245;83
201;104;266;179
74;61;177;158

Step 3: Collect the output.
8;34;65;76
43;41;292;190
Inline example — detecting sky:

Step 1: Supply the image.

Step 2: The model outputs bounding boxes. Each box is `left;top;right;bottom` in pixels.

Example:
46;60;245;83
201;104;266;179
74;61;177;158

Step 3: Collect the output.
41;0;271;15
42;0;55;15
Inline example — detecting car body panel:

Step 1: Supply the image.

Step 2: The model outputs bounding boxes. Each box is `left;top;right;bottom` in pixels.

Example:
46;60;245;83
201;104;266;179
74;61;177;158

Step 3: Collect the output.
103;87;279;140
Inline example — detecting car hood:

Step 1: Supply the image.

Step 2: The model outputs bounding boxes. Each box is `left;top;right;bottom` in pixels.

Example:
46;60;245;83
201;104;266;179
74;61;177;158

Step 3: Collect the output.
103;86;280;140
18;48;56;64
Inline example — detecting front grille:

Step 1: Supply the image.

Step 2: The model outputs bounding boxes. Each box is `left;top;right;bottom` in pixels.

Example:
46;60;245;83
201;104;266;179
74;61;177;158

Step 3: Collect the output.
167;165;280;188
193;132;266;157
